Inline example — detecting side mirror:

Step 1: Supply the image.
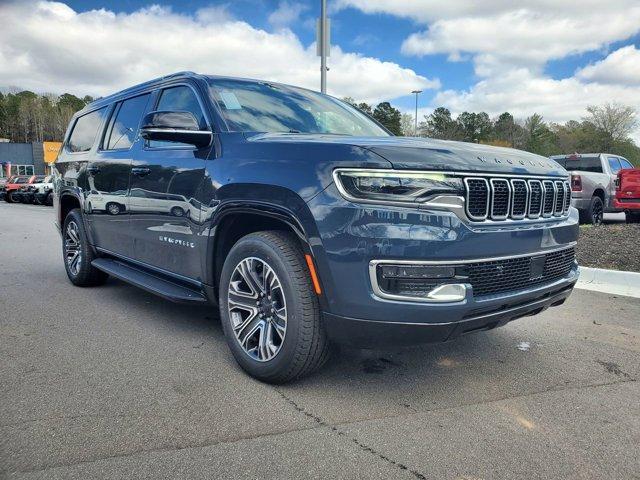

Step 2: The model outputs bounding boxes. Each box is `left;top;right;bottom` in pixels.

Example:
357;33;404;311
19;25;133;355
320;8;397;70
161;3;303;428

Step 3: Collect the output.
140;110;212;148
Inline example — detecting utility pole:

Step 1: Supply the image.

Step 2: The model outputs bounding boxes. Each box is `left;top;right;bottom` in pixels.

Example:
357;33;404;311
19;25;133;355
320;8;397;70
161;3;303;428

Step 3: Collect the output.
412;90;422;136
319;0;328;93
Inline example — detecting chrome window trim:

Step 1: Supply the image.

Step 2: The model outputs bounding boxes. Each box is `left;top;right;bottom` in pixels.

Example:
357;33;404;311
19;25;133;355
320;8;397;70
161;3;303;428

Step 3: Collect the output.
463;177;489;221
369;243;577;303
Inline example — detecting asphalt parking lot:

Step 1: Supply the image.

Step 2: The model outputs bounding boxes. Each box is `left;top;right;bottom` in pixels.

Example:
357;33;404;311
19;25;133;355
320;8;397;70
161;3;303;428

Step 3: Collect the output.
1;203;639;479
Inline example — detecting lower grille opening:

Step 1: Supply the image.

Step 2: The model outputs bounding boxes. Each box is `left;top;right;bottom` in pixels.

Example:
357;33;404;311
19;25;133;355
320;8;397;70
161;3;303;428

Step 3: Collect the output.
374;247;576;302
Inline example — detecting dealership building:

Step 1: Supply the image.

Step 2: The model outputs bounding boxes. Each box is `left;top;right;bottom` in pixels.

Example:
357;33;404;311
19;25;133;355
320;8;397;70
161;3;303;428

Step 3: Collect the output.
0;141;61;178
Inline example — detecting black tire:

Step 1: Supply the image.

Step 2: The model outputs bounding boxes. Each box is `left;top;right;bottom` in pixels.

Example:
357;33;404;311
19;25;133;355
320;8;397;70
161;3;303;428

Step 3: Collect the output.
170;206;184;217
583;196;604;226
106;202;122;215
62;209;108;287
45;191;53;206
7;191;18;203
219;231;330;383
626;212;640;224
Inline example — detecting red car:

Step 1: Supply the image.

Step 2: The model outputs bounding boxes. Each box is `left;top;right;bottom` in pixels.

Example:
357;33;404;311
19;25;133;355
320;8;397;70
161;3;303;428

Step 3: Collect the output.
614;168;640;223
2;175;35;203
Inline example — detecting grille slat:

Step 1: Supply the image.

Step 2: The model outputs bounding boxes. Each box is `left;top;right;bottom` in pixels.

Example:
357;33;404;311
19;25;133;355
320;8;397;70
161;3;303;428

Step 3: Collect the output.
528;180;543;218
563;181;571;213
554;180;565;215
465;247;575;296
510;179;528;218
490;179;510;219
464;178;489;220
542;180;555;216
465;175;570;222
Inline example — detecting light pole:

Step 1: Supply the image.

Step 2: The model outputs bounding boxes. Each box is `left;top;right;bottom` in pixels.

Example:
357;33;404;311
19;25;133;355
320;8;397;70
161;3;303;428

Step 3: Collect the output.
320;0;327;93
411;90;422;136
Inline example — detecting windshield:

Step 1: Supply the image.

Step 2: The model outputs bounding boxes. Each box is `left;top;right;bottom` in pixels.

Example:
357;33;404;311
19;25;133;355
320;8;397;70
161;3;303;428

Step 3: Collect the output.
14;177;28;184
207;78;388;137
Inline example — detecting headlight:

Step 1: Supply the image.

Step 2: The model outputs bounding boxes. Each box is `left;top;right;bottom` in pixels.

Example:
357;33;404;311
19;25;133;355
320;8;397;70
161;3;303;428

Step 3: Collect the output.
333;169;464;204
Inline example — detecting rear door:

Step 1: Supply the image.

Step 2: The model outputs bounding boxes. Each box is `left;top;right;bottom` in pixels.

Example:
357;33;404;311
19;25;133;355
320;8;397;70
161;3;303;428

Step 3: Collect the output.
85;93;151;257
129;84;211;280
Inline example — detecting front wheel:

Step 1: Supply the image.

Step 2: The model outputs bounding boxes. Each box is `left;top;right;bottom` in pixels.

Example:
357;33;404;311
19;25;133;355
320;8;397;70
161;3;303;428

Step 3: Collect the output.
62;209;108;286
219;231;330;383
626;211;640;224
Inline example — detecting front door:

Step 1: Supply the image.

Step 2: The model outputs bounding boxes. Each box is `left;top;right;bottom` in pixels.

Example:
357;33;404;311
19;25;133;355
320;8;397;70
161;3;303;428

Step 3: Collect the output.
85;93;152;257
129;84;211;280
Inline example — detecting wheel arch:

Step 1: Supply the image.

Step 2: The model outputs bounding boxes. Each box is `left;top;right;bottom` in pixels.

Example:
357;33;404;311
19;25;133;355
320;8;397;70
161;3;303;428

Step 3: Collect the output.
203;199;328;308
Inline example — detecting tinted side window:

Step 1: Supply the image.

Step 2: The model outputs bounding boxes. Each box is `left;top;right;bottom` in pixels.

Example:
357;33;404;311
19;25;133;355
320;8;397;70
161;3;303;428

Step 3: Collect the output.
148;86;205;149
104;94;151;150
561;156;603;173
620;158;633;169
67;108;107;153
156;86;205;127
608;157;622;174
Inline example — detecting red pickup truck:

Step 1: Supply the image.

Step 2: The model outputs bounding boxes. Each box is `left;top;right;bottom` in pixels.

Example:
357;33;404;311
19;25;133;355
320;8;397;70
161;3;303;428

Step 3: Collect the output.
2;175;34;203
614;168;640;223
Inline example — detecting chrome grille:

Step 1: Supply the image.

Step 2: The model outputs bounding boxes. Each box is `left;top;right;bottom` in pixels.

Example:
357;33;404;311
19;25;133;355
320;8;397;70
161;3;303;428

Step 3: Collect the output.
490;179;510;219
510;180;528;218
464;176;570;222
464;178;489;220
528;180;543;218
563;181;571;212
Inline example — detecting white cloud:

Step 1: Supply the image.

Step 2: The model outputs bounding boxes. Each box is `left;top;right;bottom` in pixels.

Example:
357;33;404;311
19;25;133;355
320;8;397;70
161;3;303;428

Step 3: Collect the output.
268;1;307;29
577;45;640;86
433;69;640;134
0;1;437;104
338;0;640;76
337;0;640;141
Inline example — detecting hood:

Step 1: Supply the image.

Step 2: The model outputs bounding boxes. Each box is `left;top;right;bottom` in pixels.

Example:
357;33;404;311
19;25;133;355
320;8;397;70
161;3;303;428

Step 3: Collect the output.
247;133;566;177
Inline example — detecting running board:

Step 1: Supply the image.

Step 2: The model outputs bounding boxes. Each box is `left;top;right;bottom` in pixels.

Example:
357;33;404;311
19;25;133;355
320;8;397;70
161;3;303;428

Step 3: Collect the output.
91;258;208;304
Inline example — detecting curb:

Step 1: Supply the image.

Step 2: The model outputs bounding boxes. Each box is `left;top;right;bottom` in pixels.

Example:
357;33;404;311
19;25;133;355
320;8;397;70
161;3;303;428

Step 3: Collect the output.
576;266;640;298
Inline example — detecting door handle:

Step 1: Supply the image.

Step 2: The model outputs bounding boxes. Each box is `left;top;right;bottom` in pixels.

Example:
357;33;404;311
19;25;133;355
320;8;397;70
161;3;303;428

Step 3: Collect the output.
86;165;101;175
131;167;151;176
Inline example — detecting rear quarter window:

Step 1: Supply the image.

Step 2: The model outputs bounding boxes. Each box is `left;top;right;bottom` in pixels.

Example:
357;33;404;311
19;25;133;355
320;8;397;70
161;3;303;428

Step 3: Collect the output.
67;107;108;153
557;156;603;173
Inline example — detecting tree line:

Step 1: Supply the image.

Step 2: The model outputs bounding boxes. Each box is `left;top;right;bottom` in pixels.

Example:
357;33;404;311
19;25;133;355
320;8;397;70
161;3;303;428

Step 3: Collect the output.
345;98;639;165
0;91;94;143
1;89;637;166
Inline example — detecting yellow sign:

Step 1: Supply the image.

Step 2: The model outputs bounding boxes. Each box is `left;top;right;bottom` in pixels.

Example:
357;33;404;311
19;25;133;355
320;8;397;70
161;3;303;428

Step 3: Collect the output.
43;141;62;164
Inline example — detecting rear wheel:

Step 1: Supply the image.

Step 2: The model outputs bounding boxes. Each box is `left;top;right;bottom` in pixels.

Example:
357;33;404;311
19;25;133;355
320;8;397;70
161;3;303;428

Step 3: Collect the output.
626;211;640;224
583;196;604;226
219;231;330;383
62;209;108;286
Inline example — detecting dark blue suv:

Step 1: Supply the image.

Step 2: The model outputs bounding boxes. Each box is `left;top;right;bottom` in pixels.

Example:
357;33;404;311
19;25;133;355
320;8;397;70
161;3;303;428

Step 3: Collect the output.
55;72;579;382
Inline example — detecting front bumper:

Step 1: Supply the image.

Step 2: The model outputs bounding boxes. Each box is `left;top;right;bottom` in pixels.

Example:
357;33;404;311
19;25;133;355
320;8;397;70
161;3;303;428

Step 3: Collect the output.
307;184;580;346
613;198;640;211
323;272;577;347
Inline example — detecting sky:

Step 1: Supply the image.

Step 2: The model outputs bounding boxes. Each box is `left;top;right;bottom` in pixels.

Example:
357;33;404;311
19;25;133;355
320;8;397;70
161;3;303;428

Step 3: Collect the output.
1;0;640;136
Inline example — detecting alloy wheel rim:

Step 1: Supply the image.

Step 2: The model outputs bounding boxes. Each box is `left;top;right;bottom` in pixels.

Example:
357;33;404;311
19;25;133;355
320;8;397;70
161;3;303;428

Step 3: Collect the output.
65;221;82;276
227;257;287;362
108;204;120;215
593;202;603;225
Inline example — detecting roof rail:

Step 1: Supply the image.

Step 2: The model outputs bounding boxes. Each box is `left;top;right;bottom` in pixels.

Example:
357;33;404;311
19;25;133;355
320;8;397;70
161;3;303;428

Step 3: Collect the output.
84;71;198;109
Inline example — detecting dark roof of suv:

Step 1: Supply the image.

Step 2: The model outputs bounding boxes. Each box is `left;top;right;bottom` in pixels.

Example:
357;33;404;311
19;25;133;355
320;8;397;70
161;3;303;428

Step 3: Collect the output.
79;71;322;115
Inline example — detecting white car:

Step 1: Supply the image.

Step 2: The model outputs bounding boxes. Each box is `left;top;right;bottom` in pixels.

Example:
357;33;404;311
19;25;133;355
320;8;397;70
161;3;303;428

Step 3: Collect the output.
32;175;54;205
